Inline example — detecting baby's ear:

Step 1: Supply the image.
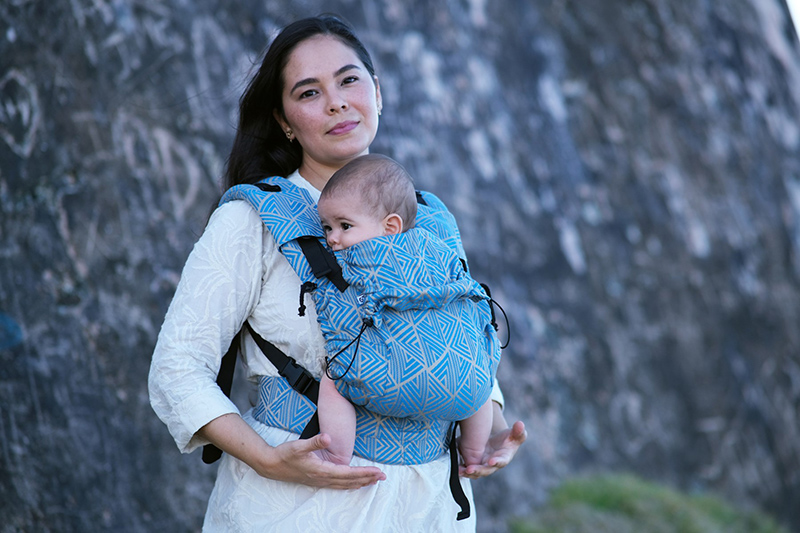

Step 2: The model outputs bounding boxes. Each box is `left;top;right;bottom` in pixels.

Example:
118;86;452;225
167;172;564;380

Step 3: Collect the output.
383;213;404;236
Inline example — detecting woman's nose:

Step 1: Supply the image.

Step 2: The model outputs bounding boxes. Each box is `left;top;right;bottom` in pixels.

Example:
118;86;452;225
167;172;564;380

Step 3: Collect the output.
328;95;348;113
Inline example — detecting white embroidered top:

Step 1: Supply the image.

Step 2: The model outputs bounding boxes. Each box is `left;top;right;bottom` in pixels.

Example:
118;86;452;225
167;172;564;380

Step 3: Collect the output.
149;172;502;531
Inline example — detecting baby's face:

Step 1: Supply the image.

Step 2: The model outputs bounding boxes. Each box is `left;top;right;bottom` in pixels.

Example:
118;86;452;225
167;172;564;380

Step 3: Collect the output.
318;194;386;251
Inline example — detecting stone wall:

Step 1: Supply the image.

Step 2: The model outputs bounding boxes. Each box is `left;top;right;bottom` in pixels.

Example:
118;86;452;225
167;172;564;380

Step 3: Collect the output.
1;1;799;531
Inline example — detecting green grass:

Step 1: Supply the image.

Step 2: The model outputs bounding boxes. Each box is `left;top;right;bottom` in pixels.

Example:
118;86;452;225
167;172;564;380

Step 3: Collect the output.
510;474;788;533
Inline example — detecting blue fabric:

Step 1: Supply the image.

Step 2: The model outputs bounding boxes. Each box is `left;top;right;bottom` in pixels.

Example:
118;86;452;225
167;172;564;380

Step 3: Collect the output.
220;177;501;465
322;229;499;421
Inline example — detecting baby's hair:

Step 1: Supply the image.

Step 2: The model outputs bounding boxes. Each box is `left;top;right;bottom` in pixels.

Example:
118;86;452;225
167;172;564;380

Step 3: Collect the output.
321;154;417;229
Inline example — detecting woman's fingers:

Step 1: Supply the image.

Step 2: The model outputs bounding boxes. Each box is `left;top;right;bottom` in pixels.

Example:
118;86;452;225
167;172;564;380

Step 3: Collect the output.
322;463;387;489
458;420;527;479
281;434;386;489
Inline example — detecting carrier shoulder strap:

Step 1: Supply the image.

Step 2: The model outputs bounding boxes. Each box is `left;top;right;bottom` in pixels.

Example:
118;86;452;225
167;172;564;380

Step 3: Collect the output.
296;235;348;292
201;331;241;464
243;322;320;438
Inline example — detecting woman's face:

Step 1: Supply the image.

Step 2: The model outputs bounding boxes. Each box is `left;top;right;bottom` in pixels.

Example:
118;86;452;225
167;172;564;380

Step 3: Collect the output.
276;35;382;182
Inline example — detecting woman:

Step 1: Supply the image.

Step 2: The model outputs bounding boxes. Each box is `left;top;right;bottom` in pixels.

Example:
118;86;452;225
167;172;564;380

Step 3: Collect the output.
149;14;526;532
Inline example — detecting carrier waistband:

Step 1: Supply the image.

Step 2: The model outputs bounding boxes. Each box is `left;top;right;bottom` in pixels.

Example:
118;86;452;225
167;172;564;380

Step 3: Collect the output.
253;375;451;465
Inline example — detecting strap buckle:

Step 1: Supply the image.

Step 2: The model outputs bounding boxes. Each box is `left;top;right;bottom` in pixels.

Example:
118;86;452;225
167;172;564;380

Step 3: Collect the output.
279;359;316;397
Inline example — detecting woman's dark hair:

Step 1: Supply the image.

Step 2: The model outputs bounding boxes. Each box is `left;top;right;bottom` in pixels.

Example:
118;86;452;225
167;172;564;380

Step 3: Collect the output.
223;14;376;190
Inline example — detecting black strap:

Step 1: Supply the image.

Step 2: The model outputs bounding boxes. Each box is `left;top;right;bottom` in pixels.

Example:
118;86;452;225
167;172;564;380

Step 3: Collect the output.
297;236;349;291
244;322;320;439
480;283;498;332
202;331;241;464
245;322;320;404
449;423;471;520
202;322;321;464
415;190;428;206
254;182;282;193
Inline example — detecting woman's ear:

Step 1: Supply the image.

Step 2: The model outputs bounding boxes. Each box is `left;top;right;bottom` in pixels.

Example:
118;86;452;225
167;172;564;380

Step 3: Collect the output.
382;213;403;236
374;76;383;114
273;109;288;132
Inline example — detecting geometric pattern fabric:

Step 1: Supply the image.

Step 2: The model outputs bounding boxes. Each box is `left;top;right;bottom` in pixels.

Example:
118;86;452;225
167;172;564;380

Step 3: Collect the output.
220;177;500;465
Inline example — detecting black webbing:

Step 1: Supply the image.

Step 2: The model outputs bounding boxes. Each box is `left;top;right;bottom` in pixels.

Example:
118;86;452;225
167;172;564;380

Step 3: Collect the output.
297;236;349;291
254;182;282;193
245;322;320;404
449;423;471;520
244;322;320;439
202;331;241;464
202;322;321;464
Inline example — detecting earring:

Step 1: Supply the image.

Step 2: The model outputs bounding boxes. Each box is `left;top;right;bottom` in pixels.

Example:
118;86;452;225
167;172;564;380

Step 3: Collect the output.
285;129;294;141
377;105;382;116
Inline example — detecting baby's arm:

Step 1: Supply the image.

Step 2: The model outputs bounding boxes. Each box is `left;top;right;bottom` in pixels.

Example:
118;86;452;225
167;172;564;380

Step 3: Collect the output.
457;398;494;467
316;373;356;465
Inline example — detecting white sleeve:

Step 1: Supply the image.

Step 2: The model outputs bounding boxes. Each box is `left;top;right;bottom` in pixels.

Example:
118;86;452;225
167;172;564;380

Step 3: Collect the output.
148;201;264;453
490;378;505;409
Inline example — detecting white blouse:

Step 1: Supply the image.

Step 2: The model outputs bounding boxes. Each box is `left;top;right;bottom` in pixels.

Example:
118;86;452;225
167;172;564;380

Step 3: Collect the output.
149;172;500;532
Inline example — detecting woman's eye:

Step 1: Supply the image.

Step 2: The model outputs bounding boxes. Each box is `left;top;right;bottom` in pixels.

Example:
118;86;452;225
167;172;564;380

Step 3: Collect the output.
299;89;318;99
342;76;359;85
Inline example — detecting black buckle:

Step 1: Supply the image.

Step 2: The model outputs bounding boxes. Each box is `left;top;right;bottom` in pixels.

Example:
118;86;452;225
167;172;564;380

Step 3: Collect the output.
279;360;315;396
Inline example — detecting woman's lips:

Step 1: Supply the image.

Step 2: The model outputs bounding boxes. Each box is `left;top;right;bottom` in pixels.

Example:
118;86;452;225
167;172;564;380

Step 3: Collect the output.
327;120;358;135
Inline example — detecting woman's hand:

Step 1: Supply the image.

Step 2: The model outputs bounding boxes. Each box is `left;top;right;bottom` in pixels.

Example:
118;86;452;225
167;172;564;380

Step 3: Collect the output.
200;414;385;490
459;402;527;479
260;433;386;489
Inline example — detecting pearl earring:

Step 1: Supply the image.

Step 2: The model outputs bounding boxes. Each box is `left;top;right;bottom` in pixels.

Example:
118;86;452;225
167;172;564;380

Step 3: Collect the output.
285;129;294;140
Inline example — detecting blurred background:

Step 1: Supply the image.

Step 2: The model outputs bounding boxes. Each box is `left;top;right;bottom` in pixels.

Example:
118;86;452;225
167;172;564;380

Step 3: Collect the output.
1;1;799;531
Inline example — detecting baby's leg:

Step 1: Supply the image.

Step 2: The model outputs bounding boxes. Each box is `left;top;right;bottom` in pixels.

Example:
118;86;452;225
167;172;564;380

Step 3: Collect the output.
316;374;356;465
458;398;493;466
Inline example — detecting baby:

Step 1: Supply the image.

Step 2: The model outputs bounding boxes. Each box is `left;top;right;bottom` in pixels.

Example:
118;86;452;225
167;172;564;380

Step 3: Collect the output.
315;153;493;468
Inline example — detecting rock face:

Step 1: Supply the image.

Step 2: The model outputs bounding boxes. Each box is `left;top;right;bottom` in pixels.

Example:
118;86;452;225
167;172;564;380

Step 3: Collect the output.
1;1;799;531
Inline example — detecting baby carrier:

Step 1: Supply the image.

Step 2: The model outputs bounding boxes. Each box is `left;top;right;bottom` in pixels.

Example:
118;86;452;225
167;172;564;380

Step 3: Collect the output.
319;226;500;423
208;176;502;519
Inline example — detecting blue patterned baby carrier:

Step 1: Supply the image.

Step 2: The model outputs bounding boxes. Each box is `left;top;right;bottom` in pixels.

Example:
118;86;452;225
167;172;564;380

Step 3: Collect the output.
219;177;500;468
322;228;500;422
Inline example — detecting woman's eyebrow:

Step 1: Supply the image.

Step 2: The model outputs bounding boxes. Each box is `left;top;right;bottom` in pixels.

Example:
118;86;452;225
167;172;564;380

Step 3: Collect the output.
334;63;361;77
290;64;363;94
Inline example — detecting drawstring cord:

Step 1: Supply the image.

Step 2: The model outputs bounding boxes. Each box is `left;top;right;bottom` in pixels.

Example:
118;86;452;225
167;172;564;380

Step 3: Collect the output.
325;318;373;380
298;282;317;316
480;283;511;349
489;298;511;349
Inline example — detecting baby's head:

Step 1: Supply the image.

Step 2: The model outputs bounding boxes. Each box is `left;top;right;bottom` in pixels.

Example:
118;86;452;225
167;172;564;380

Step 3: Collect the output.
318;154;417;251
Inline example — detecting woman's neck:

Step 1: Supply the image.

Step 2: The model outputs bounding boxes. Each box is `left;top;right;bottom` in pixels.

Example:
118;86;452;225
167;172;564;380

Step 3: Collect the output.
298;151;371;191
298;162;336;192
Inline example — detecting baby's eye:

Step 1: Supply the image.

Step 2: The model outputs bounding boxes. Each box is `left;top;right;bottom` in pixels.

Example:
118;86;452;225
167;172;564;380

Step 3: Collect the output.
341;222;352;230
321;224;332;233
